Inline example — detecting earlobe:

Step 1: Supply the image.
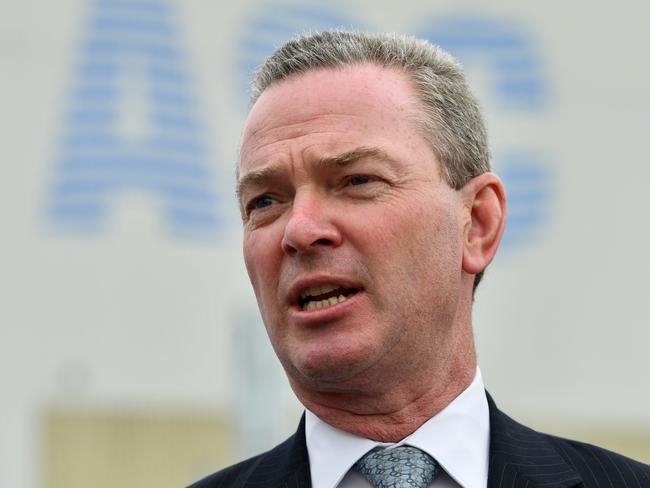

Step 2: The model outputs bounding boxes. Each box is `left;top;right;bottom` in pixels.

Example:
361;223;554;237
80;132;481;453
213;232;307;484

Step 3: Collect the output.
461;172;507;275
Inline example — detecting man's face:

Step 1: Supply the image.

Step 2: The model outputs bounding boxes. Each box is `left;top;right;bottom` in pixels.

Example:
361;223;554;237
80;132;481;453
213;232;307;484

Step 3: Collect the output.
238;64;473;396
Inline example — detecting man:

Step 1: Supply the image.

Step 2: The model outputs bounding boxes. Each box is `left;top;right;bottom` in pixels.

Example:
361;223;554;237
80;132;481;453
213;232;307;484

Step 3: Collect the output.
190;31;650;487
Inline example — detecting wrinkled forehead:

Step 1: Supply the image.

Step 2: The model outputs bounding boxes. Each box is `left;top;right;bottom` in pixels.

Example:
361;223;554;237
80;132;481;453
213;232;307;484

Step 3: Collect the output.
238;63;423;171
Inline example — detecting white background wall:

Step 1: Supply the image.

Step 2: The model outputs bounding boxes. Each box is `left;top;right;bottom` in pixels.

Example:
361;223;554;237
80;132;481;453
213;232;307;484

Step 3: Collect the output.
1;1;649;486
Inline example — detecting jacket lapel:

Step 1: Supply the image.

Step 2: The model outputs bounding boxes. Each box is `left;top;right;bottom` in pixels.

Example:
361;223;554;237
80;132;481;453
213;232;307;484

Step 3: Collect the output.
486;393;582;488
243;415;312;488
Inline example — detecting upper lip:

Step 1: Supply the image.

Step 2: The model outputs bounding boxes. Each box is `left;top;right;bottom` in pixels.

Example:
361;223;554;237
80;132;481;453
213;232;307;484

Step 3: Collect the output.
286;275;363;307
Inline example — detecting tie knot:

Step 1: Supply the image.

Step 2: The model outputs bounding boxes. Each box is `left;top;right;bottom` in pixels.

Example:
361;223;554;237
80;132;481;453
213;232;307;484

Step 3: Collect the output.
353;445;439;488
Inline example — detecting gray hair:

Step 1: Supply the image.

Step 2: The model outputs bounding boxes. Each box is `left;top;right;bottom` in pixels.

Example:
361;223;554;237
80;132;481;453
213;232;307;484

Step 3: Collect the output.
250;30;490;291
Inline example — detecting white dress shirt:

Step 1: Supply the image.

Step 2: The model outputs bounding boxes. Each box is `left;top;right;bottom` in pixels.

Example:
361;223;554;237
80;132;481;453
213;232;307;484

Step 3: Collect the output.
305;368;489;488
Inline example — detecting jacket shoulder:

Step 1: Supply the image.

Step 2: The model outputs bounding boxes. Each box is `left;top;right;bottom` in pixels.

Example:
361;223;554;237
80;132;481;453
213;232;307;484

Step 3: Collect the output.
187;416;310;488
547;434;650;487
188;452;267;488
487;392;650;487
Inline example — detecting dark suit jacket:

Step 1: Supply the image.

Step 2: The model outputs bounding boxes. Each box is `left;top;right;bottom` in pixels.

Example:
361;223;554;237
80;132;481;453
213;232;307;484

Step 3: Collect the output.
189;394;650;487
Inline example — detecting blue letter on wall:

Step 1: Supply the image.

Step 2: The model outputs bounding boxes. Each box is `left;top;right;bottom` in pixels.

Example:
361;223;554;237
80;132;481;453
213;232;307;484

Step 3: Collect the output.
48;0;221;238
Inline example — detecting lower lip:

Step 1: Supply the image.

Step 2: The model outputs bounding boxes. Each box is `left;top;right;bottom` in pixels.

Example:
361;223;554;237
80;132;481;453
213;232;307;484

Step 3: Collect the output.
289;291;362;326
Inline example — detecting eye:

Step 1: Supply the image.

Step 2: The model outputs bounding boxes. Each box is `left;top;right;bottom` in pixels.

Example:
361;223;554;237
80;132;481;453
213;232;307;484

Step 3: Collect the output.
244;195;275;217
347;175;375;186
251;195;274;209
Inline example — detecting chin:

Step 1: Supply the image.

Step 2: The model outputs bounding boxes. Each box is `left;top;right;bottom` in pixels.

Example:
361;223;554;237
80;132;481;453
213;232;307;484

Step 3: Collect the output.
287;346;380;389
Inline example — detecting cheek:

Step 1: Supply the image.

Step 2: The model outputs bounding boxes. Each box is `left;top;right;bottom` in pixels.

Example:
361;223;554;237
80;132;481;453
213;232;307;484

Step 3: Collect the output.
359;195;457;251
366;197;462;286
243;231;281;305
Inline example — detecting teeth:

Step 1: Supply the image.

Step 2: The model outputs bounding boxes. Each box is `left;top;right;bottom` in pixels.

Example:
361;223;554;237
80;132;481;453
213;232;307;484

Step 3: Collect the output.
303;294;349;310
300;283;340;299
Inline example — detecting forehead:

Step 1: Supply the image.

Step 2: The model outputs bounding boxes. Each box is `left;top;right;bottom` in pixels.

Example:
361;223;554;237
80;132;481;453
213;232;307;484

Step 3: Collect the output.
239;64;423;171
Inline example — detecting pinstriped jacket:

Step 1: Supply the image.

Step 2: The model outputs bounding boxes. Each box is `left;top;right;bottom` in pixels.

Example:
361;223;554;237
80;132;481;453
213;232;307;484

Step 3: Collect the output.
188;395;650;488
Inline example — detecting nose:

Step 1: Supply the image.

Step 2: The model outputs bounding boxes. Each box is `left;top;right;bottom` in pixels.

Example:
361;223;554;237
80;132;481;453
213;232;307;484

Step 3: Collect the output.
281;192;342;256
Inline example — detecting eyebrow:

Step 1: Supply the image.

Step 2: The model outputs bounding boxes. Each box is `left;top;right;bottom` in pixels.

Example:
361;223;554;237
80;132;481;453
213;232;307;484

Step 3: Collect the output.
314;146;390;169
236;146;390;199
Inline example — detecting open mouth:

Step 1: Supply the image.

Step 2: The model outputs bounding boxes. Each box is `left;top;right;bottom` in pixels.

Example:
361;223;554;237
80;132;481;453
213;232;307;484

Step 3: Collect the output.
298;284;360;310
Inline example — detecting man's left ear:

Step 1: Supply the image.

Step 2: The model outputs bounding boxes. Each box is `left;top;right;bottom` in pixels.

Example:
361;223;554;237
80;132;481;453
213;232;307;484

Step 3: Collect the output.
460;172;507;275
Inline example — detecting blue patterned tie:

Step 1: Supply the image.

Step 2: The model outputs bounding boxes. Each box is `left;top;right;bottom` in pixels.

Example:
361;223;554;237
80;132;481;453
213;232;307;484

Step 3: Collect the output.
353;445;440;488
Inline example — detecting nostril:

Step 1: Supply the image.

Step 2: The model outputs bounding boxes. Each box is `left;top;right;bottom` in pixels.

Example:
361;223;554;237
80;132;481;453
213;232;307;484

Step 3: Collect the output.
313;237;333;246
281;237;298;256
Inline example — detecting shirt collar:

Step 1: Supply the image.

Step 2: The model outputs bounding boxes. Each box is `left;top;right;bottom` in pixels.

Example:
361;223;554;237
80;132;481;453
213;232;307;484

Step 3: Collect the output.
305;368;490;488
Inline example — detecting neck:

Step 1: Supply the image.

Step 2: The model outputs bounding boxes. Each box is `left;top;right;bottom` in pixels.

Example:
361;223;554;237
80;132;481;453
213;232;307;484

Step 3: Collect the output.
293;346;476;442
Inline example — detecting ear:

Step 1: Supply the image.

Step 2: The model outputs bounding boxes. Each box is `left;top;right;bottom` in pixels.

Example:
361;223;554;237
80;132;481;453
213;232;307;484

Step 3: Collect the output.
460;172;507;275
